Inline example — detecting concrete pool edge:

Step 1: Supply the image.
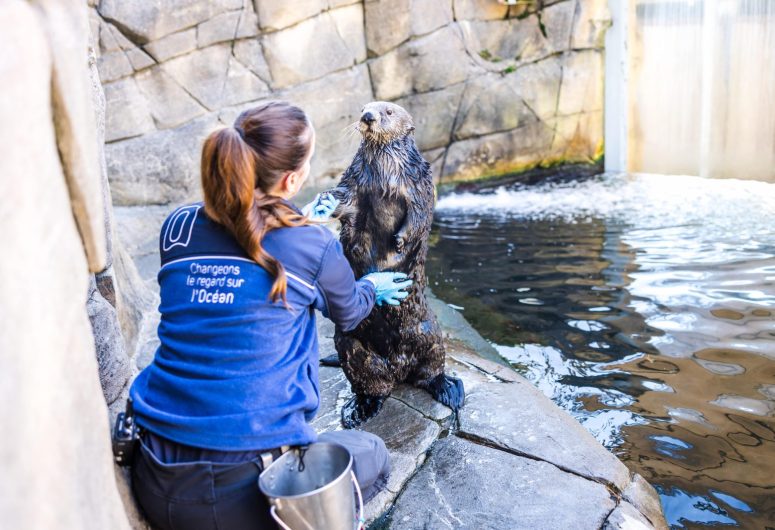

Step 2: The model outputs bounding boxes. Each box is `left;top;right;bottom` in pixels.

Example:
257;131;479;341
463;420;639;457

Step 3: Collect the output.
313;297;669;529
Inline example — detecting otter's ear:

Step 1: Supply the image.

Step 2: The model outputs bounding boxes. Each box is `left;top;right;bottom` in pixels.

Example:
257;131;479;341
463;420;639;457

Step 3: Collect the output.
407;125;415;133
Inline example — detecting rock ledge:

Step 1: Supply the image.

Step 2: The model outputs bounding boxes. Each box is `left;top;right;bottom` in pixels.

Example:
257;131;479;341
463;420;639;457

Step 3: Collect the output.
313;295;668;530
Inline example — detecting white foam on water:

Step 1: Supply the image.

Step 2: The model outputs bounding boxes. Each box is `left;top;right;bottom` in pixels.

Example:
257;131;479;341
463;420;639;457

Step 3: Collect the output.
437;173;775;238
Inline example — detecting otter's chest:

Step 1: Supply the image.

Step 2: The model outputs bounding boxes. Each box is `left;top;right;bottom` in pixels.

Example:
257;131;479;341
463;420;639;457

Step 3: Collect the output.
354;187;407;234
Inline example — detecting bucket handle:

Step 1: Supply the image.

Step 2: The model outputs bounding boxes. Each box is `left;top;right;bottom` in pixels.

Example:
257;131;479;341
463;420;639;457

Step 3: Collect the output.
353;470;365;530
269;506;293;530
268;471;365;530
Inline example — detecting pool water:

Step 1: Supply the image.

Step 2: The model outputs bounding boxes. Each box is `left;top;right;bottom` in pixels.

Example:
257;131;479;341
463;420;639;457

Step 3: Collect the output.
427;173;775;529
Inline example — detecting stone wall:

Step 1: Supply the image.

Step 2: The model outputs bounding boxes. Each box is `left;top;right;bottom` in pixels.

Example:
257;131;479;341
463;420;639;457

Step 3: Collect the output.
93;0;609;288
93;0;609;205
0;1;131;528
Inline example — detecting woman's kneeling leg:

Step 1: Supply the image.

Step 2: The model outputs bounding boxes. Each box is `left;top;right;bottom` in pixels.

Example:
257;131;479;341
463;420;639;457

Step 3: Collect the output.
318;430;391;503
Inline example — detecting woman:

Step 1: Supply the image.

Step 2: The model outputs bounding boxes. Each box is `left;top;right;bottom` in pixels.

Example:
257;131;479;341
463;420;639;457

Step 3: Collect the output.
129;101;411;529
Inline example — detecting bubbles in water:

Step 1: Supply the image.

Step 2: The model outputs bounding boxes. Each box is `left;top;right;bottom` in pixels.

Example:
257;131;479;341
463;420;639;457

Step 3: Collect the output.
437;173;775;241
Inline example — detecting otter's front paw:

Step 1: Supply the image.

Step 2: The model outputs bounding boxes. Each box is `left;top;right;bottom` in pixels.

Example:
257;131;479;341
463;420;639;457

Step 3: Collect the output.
394;234;406;254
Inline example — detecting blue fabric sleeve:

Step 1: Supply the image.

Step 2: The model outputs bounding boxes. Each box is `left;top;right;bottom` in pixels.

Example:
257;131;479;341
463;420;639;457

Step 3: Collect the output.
314;238;375;332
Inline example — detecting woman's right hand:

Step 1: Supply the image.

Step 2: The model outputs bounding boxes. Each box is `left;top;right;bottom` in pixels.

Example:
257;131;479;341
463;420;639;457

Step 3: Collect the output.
361;272;413;306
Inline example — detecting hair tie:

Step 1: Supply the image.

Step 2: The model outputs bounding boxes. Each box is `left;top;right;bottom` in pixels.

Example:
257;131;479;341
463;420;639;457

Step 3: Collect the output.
234;126;245;139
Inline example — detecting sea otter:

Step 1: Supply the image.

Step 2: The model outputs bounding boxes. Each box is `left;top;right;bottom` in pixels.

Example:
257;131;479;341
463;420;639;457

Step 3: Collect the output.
327;101;465;428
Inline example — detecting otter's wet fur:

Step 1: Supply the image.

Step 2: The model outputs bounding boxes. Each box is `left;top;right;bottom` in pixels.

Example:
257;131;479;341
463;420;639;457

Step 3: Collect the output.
328;101;465;428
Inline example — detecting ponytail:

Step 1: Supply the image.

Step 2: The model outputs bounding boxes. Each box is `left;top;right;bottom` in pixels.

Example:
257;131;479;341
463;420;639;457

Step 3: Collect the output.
200;102;312;303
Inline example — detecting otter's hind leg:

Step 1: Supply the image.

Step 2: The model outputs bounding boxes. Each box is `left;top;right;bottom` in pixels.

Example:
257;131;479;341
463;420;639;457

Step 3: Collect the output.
411;336;466;411
335;333;395;428
419;374;465;411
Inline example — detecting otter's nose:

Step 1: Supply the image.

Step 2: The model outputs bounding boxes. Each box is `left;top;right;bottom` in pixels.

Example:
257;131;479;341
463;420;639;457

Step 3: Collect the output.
361;111;376;124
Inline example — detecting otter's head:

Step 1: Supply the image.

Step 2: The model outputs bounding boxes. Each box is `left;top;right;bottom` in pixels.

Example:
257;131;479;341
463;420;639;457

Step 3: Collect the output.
358;101;415;145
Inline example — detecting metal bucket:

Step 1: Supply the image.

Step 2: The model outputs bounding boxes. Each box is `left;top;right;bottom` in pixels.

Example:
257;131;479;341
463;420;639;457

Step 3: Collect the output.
258;443;364;530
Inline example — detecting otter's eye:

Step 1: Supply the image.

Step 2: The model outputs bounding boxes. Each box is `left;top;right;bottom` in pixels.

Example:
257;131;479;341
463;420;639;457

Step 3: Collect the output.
386;109;393;116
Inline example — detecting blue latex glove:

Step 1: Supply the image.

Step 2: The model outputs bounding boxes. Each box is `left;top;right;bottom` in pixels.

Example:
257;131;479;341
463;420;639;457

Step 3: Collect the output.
361;272;413;306
302;193;339;222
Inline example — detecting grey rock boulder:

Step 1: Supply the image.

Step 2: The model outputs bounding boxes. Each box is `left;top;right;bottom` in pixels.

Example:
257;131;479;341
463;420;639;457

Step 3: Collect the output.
113;205;171;282
548;110;604;162
442;120;553;182
98;0;241;43
87;276;132;406
134;66;206;129
454;73;535;141
572;0;611;49
254;0;328;31
452;0;509;21
162;44;270;111
106;115;218;206
262;5;366;89
603;502;656;530
233;39;272;83
331;4;368;65
390;436;616;529
196;9;257;48
541;0;576;53
370;24;478;100
142;28;196;63
196;11;239;48
112;235;160;362
364;0;452;57
364;0;411;56
623;474;670;529
405;24;477;93
395;83;465;151
457;377;632;490
97;22;156;81
103;77;155;142
97;49;135;83
0;2;126;527
460;16;549;67
99;22;156;64
558;49;604;116
511;56;563;121
422;147;446;185
368;46;413;101
410;0;453;36
254;0;360;31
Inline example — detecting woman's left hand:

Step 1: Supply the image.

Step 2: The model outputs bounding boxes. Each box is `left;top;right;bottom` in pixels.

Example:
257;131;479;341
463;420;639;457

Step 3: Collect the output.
302;193;339;222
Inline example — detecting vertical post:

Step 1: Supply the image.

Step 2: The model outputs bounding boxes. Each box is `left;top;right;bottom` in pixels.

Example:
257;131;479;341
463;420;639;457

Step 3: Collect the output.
604;0;630;173
698;0;719;179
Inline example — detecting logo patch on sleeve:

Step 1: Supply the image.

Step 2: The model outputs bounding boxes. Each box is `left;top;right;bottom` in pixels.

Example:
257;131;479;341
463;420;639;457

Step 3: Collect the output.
162;205;201;251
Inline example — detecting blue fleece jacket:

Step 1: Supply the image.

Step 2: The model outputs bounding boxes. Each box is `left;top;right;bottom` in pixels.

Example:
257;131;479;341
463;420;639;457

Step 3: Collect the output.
130;202;375;451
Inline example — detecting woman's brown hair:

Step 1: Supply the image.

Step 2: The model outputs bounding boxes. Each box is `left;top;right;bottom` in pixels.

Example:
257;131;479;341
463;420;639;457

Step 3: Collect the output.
200;101;313;303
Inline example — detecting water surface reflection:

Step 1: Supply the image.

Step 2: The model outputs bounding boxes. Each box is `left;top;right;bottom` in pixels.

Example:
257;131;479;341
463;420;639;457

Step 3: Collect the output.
428;174;775;528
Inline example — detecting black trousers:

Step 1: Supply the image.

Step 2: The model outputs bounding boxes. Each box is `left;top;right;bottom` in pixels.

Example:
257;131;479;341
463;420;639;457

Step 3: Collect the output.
131;430;390;530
